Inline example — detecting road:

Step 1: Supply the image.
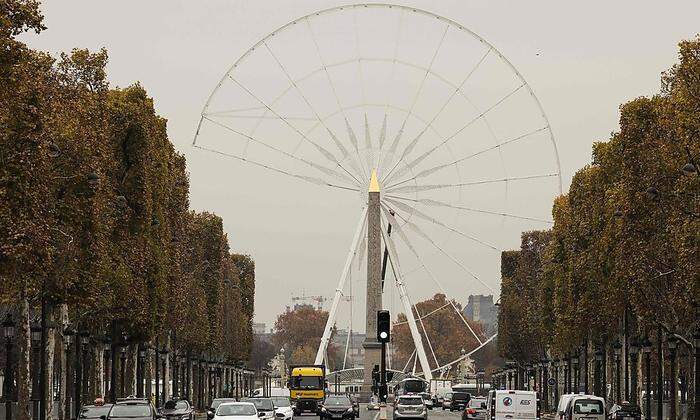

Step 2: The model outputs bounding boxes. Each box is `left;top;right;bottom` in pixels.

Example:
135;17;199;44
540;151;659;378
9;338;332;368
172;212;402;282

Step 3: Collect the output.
296;406;464;420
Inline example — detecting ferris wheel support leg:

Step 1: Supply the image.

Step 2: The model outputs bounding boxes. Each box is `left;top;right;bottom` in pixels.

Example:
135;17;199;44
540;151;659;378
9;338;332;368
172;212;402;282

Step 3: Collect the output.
382;228;433;381
314;206;368;366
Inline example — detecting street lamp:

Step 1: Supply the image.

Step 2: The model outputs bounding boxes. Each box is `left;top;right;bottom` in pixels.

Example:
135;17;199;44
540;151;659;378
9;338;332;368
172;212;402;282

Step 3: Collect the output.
571;355;580;393
3;314;16;420
628;340;639;406
667;334;678;420
613;340;622;404
641;337;652;420
120;346;127;398
693;330;700;419
594;349;604;397
160;346;169;403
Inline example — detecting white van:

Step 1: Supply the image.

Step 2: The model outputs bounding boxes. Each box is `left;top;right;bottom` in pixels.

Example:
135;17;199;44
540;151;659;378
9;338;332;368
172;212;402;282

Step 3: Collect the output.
562;395;605;420
556;394;583;420
487;390;539;420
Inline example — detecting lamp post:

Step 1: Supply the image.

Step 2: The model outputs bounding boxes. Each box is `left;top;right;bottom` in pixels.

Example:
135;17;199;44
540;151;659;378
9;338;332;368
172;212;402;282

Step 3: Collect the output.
667;334;677;420
657;327;663;420
594;349;603;397
120;346;127;398
80;332;89;403
693;330;700;420
102;337;111;401
553;359;559;405
3;315;16;420
137;346;146;398
155;342;160;408
614;340;622;404
642;337;652;420
160;346;169;403
629;340;639;406
572;355;580;393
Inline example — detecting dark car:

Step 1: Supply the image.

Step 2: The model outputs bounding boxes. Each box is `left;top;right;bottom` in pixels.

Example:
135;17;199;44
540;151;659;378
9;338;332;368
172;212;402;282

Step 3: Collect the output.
160;399;194;420
108;399;158;420
461;397;487;420
79;404;113;419
450;392;470;411
608;402;641;420
320;395;355;420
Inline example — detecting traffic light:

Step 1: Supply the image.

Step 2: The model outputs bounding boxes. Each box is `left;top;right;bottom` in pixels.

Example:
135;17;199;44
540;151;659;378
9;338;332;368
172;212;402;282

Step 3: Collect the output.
377;310;390;343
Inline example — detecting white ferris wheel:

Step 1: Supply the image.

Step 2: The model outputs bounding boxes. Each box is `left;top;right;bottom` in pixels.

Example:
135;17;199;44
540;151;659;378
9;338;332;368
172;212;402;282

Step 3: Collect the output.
193;4;562;378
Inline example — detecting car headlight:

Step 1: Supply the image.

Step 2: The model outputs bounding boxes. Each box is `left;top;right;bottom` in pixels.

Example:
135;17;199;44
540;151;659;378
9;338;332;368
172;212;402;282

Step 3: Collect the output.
346;408;353;413
321;408;327;413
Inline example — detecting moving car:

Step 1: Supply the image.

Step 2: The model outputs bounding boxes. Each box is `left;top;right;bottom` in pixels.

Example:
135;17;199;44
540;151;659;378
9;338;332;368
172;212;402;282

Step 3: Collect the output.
449;392;470;411
210;399;238;419
79;404;113;419
160;399;194;420
556;394;582;420
562;395;605;420
462;397;487;420
608;402;641;420
213;402;260;420
441;392;452;410
393;395;427;420
320;395;355;420
243;398;277;420
270;397;294;420
107;398;159;420
486;390;539;420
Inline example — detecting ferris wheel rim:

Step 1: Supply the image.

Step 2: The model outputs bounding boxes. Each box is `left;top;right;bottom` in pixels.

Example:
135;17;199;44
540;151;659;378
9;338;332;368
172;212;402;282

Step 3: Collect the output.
194;3;562;196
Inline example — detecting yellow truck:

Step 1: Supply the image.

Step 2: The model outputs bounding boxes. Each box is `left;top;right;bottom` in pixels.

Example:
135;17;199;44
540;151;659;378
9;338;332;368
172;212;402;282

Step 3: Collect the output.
288;365;326;415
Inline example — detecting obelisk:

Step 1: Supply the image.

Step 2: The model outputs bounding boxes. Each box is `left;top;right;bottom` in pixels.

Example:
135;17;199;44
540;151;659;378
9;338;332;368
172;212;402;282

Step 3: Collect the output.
363;169;382;399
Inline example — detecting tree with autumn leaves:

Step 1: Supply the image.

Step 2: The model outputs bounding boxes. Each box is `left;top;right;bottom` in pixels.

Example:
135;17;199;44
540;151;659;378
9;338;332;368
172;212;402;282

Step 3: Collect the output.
0;2;254;419
497;37;699;400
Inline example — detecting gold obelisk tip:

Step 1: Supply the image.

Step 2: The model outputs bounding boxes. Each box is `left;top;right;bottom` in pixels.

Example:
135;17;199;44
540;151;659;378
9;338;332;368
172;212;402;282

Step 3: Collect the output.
369;169;380;193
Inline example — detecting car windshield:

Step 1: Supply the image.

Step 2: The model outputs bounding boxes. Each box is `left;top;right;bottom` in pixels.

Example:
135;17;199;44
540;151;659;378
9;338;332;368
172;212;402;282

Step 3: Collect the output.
293;377;323;389
244;399;274;411
163;401;188;410
399;397;423;406
403;381;424;393
217;405;257;416
110;404;152;417
468;399;486;408
270;398;290;408
574;399;604;414
80;406;112;418
325;397;351;406
212;400;237;410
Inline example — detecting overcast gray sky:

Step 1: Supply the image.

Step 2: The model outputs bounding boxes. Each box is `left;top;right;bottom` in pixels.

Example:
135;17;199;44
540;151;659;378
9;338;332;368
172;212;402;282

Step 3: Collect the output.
23;0;700;332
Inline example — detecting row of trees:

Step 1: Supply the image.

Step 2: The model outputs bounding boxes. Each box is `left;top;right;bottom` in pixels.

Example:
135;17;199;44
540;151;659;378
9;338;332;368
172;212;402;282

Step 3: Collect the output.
0;2;255;419
497;36;698;392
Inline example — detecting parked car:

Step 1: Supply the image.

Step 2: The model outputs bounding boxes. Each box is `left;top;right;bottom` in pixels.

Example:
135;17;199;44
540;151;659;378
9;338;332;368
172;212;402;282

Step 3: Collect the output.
441;392;452;410
79;404;113;419
242;398;277;420
160;399;194;420
320;395;355;420
393;395;427;420
462;397;487;420
107;398;159;420
270;397;294;420
562;395;605;420
213;402;260;420
557;394;582;420
449;392;470;411
608;402;641;420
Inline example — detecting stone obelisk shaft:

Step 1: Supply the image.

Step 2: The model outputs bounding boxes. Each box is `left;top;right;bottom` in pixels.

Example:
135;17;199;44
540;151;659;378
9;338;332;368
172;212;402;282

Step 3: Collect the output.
363;170;382;399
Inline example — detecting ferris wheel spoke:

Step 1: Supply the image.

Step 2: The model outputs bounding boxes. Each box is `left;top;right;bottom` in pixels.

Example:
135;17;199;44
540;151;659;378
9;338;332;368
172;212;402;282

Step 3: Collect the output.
414;304;441;369
385;197;500;252
386;193;555;224
387;172;560;193
388;125;550;188
193;144;359;192
383;82;527;186
384;202;496;294
227;75;363;186
363;114;374;173
380;24;450;181
305;17;370;182
203;116;358;187
393;301;451;326
382;206;485;345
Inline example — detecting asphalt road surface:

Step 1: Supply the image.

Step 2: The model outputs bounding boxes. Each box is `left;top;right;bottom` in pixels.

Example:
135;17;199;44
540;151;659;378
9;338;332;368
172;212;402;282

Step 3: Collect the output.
296;406;464;420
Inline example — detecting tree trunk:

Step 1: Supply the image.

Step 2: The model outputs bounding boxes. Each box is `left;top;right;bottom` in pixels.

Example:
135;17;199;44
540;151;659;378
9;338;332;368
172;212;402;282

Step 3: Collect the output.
45;304;56;420
144;349;152;405
57;305;68;420
17;293;32;420
124;346;135;397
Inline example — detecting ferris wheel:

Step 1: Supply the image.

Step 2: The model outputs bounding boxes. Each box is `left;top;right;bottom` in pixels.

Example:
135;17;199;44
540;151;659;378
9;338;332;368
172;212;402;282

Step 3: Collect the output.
193;3;562;376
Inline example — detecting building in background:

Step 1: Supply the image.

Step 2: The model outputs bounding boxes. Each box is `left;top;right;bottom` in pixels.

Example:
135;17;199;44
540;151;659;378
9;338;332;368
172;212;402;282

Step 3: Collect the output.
331;329;366;369
463;295;497;335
